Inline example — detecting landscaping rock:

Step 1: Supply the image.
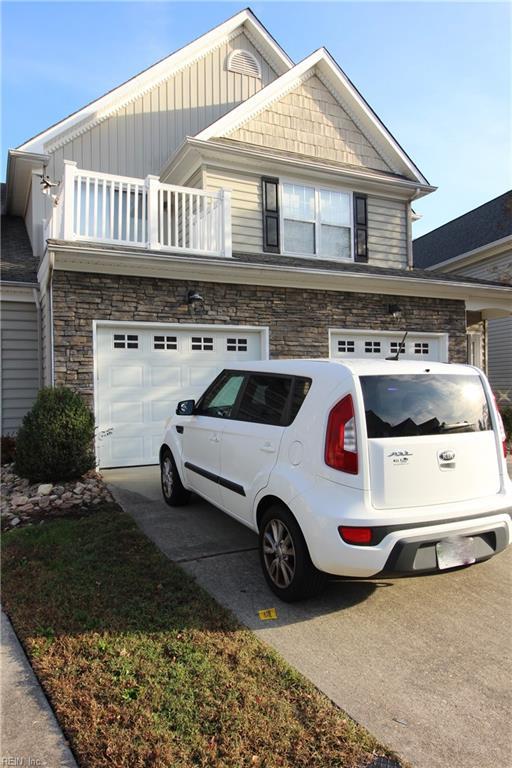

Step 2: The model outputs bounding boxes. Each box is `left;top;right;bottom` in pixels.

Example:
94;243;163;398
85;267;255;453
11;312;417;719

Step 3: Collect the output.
11;495;29;507
10;517;20;527
37;483;53;496
39;497;51;509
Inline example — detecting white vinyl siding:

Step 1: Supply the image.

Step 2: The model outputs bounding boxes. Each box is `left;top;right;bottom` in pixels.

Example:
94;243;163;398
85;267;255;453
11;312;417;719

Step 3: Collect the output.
1;300;41;433
47;32;277;182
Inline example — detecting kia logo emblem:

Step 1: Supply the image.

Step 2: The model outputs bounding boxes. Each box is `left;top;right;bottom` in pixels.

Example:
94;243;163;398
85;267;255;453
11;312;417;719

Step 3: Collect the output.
439;450;455;461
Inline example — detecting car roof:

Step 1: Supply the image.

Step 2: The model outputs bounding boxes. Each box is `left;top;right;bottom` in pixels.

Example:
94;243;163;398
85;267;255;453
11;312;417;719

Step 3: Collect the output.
224;358;479;377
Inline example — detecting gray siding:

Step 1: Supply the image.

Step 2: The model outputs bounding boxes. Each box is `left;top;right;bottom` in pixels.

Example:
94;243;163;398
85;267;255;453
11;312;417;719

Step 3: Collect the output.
205;167;408;264
1;300;40;433
447;250;512;283
205;166;262;252
488;316;512;406
47;31;277;182
367;197;407;268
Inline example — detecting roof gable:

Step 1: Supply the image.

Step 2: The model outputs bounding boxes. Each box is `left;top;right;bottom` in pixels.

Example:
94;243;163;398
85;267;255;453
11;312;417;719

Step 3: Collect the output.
197;48;429;185
17;9;293;155
228;73;392;173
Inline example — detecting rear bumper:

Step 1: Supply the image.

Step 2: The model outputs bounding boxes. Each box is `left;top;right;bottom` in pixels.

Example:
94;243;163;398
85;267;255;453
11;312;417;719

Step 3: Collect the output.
294;485;512;577
377;525;509;577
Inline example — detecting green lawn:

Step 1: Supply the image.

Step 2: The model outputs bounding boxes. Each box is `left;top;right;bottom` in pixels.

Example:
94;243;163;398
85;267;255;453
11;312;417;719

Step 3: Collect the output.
2;505;405;768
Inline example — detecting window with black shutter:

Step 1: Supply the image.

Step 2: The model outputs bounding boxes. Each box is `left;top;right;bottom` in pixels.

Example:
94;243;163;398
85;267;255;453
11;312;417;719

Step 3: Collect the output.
353;193;368;263
262;177;280;253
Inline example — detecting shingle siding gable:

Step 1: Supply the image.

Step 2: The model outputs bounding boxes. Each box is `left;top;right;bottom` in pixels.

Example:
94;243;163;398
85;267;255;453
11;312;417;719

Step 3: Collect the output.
228;75;391;172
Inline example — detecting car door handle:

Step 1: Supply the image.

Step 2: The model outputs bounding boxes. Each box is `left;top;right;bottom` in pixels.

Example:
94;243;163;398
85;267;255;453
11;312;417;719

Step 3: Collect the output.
209;434;220;443
260;442;276;453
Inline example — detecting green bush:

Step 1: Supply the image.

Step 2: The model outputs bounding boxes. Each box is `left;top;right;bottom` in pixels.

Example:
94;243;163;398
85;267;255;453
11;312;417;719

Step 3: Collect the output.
15;387;95;482
500;406;512;443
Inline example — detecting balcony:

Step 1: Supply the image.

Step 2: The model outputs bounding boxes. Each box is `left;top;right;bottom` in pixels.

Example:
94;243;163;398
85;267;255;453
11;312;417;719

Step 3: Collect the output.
46;160;232;258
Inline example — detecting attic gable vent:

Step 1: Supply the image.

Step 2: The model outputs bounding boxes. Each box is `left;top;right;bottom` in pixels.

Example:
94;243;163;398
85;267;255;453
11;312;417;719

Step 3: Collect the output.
227;49;261;79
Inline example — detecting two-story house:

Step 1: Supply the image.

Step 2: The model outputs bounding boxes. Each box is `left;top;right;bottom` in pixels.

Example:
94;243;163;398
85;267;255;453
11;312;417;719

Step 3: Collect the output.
2;8;511;466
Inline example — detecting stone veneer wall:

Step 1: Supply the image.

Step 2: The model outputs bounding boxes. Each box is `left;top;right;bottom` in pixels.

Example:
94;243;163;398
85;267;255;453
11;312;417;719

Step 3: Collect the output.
52;271;467;403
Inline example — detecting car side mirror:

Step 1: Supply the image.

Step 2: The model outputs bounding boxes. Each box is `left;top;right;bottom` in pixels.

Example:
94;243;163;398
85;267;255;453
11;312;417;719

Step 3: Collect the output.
176;399;195;416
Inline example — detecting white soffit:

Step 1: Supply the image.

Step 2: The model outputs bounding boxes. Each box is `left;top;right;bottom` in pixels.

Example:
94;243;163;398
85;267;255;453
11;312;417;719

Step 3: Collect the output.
17;9;293;155
196;48;429;186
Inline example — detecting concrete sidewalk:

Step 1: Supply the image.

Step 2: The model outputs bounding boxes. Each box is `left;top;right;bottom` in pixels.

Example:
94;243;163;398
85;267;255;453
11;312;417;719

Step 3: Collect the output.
1;611;77;768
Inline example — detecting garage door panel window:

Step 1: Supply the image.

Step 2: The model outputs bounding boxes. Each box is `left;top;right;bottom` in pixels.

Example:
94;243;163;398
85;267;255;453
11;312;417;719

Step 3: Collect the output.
226;338;248;352
154;335;178;350
113;333;139;350
414;342;430;355
365;341;381;354
191;336;214;351
338;340;355;353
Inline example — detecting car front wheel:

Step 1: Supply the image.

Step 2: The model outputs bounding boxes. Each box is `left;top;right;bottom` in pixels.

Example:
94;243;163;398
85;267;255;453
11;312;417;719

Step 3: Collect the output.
259;504;327;601
160;449;191;507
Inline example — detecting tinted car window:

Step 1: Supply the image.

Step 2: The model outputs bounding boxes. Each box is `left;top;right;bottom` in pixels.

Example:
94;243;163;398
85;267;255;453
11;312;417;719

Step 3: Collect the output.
360;374;492;438
197;372;245;419
236;375;292;426
289;377;312;423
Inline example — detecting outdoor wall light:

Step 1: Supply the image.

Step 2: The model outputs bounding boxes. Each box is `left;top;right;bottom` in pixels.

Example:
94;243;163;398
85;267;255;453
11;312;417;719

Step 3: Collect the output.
187;290;204;305
388;304;402;319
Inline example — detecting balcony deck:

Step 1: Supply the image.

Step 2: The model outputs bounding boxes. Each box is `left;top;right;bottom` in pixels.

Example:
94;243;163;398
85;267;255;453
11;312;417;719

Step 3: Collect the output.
46;161;232;258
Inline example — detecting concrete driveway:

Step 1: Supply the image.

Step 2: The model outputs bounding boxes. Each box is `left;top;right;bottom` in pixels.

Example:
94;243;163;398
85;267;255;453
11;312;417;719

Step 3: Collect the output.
105;465;512;768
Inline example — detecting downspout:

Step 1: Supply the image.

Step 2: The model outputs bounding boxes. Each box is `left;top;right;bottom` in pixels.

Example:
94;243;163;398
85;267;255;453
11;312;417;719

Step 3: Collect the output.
32;287;42;388
406;189;422;270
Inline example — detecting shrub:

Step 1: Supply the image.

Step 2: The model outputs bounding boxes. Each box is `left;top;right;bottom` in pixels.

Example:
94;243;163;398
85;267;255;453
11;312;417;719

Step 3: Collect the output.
15;387;95;482
1;435;16;465
501;406;512;444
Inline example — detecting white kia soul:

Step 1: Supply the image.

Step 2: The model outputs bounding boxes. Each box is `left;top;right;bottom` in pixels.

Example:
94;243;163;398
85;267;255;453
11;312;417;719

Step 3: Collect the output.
160;359;511;601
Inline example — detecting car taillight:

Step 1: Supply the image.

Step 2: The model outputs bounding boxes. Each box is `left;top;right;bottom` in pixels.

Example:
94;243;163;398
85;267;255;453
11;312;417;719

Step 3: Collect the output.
492;392;507;458
325;394;358;474
338;526;372;545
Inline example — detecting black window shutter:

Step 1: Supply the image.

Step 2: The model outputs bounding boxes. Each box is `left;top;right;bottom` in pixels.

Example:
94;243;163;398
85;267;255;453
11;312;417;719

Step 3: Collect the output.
262;177;280;254
353;193;368;263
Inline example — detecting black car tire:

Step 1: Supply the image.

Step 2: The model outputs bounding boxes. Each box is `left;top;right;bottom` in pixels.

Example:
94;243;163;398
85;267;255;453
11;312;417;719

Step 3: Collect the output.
160;448;191;507
259;504;327;601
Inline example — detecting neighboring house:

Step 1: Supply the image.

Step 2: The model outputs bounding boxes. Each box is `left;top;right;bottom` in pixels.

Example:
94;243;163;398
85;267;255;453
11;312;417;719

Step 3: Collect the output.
1;8;511;465
414;192;512;406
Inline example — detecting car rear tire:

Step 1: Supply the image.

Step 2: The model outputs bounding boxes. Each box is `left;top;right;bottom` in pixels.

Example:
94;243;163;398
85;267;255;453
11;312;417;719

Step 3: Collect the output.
160;449;191;507
259;504;327;602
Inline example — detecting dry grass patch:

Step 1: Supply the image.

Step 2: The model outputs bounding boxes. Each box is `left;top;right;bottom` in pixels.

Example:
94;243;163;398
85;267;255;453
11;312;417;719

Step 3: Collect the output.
2;505;406;768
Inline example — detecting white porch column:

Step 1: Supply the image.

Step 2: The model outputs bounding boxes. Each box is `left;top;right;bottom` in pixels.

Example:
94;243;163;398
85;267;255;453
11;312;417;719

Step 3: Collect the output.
146;175;161;250
62;160;77;241
221;188;232;258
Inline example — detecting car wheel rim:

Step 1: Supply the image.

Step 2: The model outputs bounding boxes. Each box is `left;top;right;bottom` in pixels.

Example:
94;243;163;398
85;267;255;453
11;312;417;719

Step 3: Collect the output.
162;457;173;497
262;518;296;589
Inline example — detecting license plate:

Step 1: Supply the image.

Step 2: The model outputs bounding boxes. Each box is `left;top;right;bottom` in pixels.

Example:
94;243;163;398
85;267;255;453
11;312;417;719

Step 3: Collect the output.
436;536;476;570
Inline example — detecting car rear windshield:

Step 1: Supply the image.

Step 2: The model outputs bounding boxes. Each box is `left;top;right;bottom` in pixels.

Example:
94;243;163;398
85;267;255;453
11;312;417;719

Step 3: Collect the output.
360;374;492;438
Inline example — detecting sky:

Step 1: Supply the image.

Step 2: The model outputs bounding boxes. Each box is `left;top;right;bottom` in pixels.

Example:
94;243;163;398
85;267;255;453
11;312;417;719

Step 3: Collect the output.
1;0;511;237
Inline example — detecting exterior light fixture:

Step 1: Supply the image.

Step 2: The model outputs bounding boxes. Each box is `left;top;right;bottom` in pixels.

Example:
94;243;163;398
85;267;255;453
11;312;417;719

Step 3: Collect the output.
388;304;402;319
187;290;204;305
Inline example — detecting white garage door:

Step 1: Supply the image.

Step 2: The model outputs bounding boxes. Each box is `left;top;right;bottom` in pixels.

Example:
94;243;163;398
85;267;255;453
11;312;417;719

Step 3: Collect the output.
95;324;266;467
329;329;447;362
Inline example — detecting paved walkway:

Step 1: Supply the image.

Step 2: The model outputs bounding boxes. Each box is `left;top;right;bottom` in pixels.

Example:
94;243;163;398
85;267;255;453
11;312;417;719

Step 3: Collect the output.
105;464;512;768
1;611;77;768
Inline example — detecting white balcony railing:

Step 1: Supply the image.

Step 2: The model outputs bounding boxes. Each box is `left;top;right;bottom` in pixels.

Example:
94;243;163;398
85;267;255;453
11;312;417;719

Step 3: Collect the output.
47;160;232;258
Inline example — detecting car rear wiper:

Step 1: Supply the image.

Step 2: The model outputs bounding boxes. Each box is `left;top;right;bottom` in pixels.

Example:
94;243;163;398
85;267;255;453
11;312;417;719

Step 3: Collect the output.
438;421;471;433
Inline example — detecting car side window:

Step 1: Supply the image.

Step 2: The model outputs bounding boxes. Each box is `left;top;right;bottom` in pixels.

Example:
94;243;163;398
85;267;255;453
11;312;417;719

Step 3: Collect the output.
196;372;245;419
235;374;292;426
289;377;312;423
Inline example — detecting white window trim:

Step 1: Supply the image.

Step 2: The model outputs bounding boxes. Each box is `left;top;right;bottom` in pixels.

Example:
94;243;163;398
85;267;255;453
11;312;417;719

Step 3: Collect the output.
279;178;354;262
